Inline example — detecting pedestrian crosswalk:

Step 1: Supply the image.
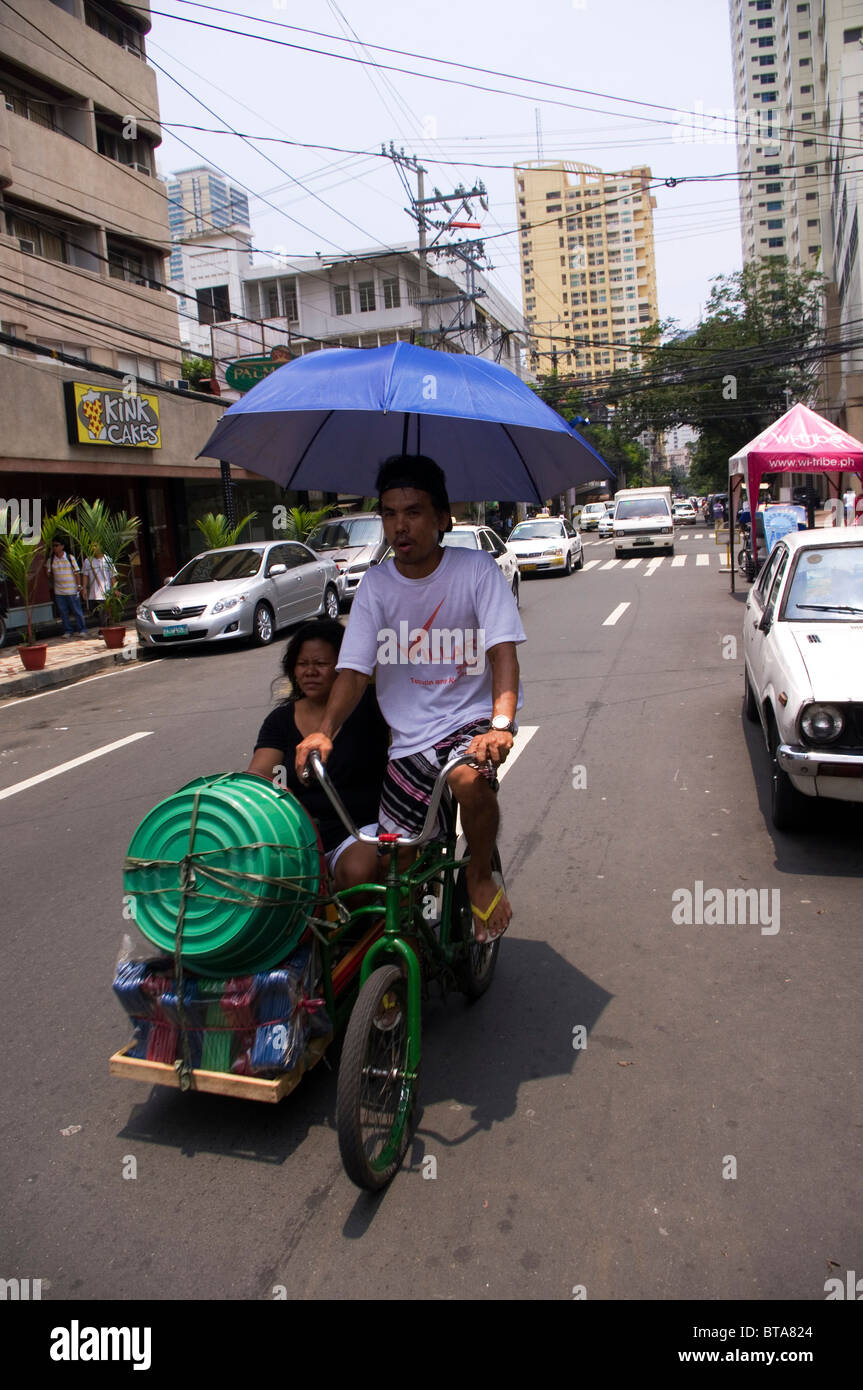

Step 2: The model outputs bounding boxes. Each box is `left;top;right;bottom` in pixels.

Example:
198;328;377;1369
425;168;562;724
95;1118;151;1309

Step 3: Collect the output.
580;551;724;574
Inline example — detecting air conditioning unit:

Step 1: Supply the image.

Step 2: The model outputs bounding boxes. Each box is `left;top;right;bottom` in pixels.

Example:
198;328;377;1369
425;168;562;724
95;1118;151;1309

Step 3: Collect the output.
172;379;190;391
17;239;36;255
134;163;151;176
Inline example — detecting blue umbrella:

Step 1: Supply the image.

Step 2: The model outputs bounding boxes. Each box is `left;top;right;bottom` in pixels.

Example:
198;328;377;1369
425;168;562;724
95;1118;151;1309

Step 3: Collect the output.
198;343;614;503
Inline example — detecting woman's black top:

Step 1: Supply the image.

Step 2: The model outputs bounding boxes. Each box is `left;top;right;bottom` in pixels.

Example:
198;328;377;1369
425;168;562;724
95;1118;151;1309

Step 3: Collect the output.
254;687;389;851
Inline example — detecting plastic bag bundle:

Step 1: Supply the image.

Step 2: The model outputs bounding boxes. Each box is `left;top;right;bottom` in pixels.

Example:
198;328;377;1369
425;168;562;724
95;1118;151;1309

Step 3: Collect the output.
113;943;330;1076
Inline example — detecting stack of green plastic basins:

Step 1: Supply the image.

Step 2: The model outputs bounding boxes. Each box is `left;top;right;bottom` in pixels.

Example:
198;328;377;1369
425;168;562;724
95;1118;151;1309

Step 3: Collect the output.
124;773;321;978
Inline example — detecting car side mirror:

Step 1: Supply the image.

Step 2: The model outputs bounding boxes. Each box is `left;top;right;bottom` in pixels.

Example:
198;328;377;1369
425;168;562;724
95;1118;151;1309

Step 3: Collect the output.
268;563;287;576
758;610;772;633
163;575;174;586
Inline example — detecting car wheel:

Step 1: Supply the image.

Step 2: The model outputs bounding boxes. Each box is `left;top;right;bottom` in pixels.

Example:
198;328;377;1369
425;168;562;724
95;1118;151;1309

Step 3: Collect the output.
562;552;572;576
767;715;806;832
252;601;274;646
321;583;340;620
511;574;519;608
743;666;758;723
575;548;584;570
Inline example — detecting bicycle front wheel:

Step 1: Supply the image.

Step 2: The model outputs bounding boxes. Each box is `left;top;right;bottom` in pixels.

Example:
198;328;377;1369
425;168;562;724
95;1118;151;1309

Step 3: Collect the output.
336;965;418;1191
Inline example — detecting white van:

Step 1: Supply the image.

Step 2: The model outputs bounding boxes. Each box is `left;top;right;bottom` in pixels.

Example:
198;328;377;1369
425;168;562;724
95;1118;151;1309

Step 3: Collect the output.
613;486;674;557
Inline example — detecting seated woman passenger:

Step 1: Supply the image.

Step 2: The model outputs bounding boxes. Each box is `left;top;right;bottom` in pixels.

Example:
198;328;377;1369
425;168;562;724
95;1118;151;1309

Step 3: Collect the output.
247;619;389;892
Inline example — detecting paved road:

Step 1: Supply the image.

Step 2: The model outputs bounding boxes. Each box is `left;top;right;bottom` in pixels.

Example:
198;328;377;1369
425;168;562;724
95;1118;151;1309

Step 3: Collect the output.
1;533;860;1302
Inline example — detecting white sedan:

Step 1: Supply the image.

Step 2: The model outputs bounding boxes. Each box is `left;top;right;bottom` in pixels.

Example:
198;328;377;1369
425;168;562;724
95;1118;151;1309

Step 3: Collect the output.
506;518;584;577
672;501;697;525
742;529;863;829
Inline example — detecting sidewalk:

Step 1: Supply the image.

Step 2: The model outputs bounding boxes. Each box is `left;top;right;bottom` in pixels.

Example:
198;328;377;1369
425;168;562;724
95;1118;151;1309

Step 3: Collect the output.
0;629;141;700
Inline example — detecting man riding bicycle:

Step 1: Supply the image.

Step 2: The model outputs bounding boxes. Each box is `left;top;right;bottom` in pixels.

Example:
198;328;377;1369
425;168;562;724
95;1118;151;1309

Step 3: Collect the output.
295;455;525;943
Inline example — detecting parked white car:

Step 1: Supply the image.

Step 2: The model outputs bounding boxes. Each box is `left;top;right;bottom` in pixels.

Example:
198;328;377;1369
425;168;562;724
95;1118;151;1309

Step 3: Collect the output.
506;517;583;576
672;500;697;525
742;530;863;829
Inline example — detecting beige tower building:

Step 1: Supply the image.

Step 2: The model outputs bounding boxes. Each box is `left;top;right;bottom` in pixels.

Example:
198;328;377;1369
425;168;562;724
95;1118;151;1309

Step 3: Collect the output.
514;161;659;383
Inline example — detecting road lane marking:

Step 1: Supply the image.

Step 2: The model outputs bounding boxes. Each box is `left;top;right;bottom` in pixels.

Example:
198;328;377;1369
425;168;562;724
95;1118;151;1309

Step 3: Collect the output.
644;558;664;575
603;602;630;626
600;559;621;570
0;659;162;710
694;533;704;539
0;731;153;800
581;560;601;572
623;558;641;569
696;553;710;566
497;725;538;782
671;555;686;567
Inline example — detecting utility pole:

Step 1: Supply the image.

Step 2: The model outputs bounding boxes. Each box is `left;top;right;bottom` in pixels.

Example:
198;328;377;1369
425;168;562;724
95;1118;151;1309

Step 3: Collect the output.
382;143;491;350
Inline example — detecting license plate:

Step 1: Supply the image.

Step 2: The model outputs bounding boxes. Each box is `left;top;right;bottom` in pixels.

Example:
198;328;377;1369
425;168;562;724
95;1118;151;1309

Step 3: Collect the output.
633;538;651;547
521;563;536;571
163;624;189;636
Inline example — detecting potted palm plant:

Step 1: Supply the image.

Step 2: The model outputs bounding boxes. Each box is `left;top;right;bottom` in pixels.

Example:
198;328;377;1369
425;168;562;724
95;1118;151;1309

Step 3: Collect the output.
193;510;258;549
70;501;141;649
0;501;77;670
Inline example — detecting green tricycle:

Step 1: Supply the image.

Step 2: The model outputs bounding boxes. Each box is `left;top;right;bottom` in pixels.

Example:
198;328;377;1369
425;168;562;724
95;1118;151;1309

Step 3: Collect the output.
112;750;504;1193
307;749;505;1190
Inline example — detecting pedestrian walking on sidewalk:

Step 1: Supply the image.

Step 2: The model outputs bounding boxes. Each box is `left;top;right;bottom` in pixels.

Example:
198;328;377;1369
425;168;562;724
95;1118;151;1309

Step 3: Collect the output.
81;545;115;625
47;537;88;638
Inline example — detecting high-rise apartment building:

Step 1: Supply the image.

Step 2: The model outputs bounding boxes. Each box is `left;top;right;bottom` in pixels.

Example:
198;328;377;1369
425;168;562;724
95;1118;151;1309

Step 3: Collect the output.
165;166;253;356
728;0;828;269
514;162;659;383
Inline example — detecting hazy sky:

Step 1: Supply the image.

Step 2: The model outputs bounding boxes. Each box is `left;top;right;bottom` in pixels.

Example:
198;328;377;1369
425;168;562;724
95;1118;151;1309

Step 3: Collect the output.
148;0;740;329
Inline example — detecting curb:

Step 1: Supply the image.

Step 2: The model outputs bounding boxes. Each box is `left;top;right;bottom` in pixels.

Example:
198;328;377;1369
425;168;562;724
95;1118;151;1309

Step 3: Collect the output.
0;643;143;699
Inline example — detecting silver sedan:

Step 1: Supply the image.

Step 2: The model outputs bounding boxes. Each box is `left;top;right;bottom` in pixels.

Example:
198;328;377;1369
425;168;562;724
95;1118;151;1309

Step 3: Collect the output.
136;542;341;650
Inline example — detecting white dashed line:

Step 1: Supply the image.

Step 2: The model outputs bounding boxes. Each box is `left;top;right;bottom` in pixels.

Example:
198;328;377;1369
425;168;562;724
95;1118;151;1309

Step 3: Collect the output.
671;555;686;567
603;602;630;626
600;559;621;570
581;560;601;572
0;731;153;801
644;558;664;576
623;558;641;569
696;553;710;566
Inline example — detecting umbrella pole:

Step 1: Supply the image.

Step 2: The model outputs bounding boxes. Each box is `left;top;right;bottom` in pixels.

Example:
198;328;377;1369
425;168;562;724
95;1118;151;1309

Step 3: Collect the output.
401;413;410;458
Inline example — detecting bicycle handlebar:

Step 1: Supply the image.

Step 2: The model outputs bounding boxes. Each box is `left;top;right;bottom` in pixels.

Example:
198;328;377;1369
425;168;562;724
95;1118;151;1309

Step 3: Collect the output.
307;748;480;849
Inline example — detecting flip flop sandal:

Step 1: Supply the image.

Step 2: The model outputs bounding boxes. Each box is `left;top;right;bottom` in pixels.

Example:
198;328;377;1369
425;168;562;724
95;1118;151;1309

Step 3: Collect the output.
470;886;505;943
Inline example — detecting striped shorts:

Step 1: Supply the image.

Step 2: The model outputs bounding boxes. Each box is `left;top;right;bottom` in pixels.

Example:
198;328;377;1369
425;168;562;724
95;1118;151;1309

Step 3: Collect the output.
378;719;498;840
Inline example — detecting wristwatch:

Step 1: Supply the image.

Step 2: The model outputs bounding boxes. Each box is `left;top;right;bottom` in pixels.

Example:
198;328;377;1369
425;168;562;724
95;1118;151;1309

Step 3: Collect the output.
490;715;516;734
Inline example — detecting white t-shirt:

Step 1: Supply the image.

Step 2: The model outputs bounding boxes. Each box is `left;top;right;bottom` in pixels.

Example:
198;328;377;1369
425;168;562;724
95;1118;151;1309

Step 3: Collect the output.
337;546;526;758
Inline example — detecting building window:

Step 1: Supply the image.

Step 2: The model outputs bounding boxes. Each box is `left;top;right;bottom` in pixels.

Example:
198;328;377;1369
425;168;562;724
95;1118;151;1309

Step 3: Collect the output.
2;78;56;130
804;163;817;174
333;284;351;315
106;238;155;287
84;3;143;55
406;282;419;306
358;280;376;312
382;276;400;309
196;284;230;325
6;209;66;262
96;119;152;174
765;201;782;211
767;237;785;247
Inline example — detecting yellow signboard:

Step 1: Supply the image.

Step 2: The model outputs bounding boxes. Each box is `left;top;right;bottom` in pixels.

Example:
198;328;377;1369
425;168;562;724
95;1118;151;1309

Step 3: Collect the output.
65;381;161;448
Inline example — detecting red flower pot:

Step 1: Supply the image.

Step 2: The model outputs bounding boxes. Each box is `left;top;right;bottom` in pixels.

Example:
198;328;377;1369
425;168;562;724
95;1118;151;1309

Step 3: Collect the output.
18;643;48;671
100;626;126;649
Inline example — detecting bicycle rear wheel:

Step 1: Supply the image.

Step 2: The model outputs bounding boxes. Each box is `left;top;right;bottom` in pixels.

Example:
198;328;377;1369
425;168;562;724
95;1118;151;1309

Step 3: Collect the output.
336;964;418;1190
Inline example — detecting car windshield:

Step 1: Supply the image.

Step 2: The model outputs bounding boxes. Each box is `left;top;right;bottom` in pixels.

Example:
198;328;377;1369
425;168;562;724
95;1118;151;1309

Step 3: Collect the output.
509;522;563;539
307;518;381;550
783;544;863;620
583;506;605;515
172;550;263;584
441;531;479;549
616;499;669;520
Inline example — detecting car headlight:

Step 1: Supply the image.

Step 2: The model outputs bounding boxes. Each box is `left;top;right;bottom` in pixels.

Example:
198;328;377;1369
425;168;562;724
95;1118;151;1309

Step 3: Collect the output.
662;526;672;534
136;605;151;622
800;704;845;743
549;546;564;556
211;594;247;615
614;529;625;537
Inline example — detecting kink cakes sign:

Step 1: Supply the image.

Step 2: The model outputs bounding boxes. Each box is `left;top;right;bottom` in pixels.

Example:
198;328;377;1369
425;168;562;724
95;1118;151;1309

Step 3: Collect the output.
64;381;161;448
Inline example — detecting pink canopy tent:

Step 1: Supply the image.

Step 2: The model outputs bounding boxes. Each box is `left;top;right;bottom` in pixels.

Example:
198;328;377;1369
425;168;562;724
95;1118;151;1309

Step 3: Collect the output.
728;401;863;590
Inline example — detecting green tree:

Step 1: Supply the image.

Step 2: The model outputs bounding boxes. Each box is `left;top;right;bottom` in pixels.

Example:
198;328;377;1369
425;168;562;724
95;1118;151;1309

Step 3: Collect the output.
604;260;825;493
195;511;258;548
181;356;215;390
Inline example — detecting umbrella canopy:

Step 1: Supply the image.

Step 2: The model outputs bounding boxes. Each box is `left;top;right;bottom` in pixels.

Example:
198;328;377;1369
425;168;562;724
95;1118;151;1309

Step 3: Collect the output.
198;342;614;504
